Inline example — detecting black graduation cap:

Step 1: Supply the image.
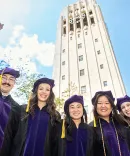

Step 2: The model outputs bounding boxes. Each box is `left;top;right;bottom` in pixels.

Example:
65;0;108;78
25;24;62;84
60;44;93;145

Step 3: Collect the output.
64;95;84;113
32;77;55;92
0;67;20;78
92;90;115;105
117;95;130;111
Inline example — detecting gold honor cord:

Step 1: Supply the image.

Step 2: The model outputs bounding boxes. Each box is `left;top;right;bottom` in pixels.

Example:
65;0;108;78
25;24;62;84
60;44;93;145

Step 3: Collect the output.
99;118;106;156
99;118;122;156
112;118;122;156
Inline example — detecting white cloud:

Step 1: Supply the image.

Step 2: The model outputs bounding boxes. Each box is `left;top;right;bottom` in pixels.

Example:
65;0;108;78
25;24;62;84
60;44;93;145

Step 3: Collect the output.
0;25;55;72
9;25;25;45
0;0;31;44
0;0;30;20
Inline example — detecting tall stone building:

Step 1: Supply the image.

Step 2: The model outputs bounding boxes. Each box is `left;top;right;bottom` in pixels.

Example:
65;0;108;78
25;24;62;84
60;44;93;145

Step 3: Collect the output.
53;0;126;119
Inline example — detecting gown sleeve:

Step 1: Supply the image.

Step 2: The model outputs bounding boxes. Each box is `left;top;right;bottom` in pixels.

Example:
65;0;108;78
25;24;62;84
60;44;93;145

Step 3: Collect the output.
0;100;21;156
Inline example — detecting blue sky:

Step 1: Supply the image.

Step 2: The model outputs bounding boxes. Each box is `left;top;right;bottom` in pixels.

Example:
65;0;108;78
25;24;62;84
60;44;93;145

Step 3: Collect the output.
0;0;130;95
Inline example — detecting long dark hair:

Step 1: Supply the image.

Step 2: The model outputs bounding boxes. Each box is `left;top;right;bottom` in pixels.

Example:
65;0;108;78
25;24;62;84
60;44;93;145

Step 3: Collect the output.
65;105;87;141
120;111;130;126
28;86;60;125
93;94;125;125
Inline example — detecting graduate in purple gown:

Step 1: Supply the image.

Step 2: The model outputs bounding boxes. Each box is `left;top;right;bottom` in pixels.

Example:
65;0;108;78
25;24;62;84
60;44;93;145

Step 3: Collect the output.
0;67;21;155
59;95;95;156
116;95;130;151
117;95;130;126
11;77;61;156
90;91;130;156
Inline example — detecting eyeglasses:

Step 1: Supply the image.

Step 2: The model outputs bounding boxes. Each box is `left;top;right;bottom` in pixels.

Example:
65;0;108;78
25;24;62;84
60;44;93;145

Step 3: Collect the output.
2;76;16;84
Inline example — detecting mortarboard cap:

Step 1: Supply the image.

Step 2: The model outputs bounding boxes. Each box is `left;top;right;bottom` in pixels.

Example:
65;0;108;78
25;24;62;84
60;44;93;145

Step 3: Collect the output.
117;95;130;112
0;67;20;78
32;77;55;93
64;95;84;113
92;90;115;105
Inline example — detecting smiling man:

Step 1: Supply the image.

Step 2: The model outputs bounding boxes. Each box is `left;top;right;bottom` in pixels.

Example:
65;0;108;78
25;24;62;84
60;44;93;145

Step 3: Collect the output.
0;67;21;155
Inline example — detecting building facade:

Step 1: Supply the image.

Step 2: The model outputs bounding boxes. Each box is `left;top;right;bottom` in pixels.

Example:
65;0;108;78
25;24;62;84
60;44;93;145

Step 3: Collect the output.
53;0;126;119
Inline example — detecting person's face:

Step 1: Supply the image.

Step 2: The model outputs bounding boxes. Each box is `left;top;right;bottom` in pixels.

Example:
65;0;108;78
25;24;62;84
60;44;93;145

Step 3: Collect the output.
96;96;112;119
37;83;51;102
1;74;16;94
121;102;130;118
69;102;83;120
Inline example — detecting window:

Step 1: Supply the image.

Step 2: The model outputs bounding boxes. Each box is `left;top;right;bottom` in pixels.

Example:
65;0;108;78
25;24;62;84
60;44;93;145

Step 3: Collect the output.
76;18;81;28
62;61;65;65
90;17;95;24
79;55;83;61
62;75;65;80
63;49;65;53
63;27;66;34
95;38;98;42
100;64;103;69
63;19;66;25
78;43;82;49
81;86;86;94
62;91;65;96
83;13;88;26
78;34;80;38
80;69;84;76
97;50;100;54
81;6;85;9
103;81;107;87
89;11;93;15
85;31;87;35
70;20;74;31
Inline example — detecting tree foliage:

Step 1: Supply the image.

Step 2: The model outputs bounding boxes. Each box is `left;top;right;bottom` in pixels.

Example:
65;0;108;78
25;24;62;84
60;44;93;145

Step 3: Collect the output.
0;58;44;104
55;82;77;112
15;73;43;102
62;82;77;98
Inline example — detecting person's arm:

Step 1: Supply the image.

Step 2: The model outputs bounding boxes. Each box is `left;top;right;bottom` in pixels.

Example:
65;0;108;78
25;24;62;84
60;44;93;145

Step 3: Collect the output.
0;103;21;155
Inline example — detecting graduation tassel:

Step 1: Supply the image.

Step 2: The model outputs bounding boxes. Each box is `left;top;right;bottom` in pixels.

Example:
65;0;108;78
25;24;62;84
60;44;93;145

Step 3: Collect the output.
0;75;2;87
26;95;31;113
61;119;65;138
93;116;97;127
0;68;6;88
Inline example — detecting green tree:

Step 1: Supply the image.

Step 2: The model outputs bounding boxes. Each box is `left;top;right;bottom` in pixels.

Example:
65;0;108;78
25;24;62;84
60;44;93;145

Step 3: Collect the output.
62;82;78;98
15;73;43;102
55;82;78;112
55;97;65;112
1;56;45;104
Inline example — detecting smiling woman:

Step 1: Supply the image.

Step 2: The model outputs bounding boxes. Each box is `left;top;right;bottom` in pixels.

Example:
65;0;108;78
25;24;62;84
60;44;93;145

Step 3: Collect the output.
90;91;130;156
58;95;95;156
117;95;130;125
10;77;61;156
37;83;51;107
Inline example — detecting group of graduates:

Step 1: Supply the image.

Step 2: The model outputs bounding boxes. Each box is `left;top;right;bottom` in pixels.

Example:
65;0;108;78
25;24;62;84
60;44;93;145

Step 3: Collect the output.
0;67;130;156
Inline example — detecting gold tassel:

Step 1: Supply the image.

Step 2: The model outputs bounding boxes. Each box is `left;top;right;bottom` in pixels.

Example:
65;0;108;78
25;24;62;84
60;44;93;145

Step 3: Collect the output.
61;119;65;138
0;74;2;87
26;95;31;113
0;68;6;88
0;75;2;87
94;116;96;127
